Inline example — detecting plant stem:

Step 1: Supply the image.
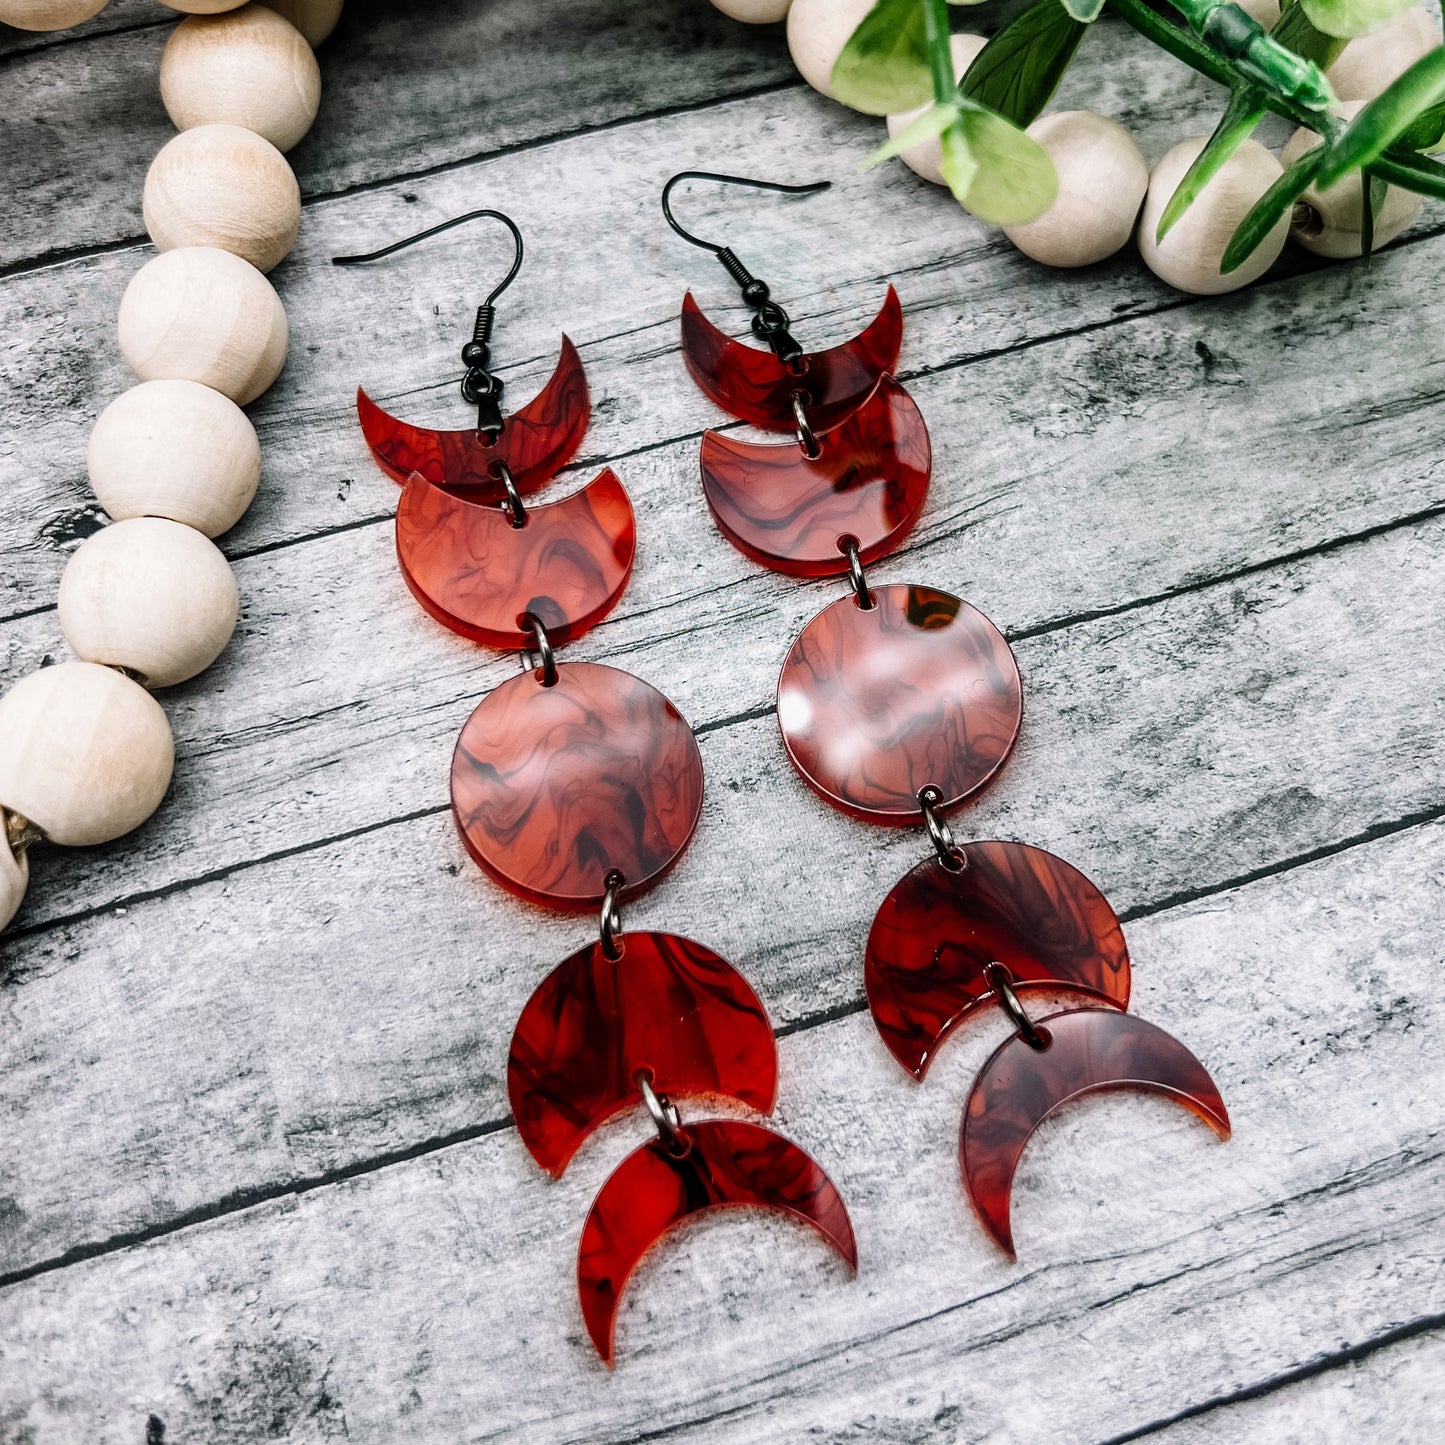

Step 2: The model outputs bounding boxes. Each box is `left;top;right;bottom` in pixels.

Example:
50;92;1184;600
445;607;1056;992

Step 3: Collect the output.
921;0;955;105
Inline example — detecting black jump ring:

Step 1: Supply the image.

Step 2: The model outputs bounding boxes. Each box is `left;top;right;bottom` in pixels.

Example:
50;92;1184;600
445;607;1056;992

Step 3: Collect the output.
636;1072;686;1152
918;785;966;872
492;459;525;526
985;963;1050;1052
840;535;874;610
599;869;625;960
522;613;558;687
792;391;821;459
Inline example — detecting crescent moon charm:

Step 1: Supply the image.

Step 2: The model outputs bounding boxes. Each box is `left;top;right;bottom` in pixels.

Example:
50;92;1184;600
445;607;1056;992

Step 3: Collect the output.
699;375;931;576
395;467;634;649
961;1009;1231;1259
357;335;589;501
577;1119;857;1366
508;932;778;1178
682;286;903;432
865;843;1131;1080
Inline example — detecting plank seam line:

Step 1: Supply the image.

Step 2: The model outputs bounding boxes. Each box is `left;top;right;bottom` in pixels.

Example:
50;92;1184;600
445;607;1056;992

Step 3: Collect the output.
0;15;170;73
2;806;1439;1292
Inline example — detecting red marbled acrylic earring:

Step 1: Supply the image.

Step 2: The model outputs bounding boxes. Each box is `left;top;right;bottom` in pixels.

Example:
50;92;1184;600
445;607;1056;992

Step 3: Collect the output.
664;171;1229;1260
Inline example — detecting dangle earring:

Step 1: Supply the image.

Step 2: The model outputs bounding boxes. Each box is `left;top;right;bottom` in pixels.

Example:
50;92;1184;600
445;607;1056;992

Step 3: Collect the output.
664;172;1231;1260
338;211;855;1366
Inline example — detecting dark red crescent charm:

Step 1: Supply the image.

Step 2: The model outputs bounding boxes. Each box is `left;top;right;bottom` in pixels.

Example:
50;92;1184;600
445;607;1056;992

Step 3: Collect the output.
578;1119;858;1366
961;1009;1231;1259
451;661;704;909
681;287;904;432
508;932;778;1177
357;335;589;500
395;467;634;649
865;844;1131;1080
699;375;931;577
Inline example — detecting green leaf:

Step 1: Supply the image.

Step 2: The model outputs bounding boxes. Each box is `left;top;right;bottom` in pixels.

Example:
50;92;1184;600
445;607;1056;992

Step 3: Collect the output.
949;106;1059;224
864;101;960;167
830;0;931;116
1156;87;1268;242
960;0;1090;128
1271;0;1347;69
1316;48;1445;186
1299;0;1414;40
1359;169;1379;258
1372;146;1445;199
1060;0;1105;18
1397;98;1445;151
1221;147;1322;272
938;120;979;202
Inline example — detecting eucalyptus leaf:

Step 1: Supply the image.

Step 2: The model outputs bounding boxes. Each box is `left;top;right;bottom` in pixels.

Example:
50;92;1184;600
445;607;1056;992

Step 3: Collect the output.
1221;148;1322;272
1157;87;1268;242
1271;0;1347;68
960;0;1090;127
865;102;961;168
1300;0;1415;39
938;121;979;202
1317;48;1445;187
830;0;931;116
953;108;1059;224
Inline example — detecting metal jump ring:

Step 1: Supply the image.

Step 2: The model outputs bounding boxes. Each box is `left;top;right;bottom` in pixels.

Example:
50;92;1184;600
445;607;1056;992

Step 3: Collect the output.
839;536;874;610
791;391;820;459
599;869;625;960
636;1072;684;1149
491;459;525;526
522;613;558;687
985;962;1050;1052
918;785;966;872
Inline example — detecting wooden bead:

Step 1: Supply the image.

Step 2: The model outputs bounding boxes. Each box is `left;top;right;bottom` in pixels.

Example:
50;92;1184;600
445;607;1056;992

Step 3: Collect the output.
59;518;240;688
144;123;300;274
0;662;174;847
1138;136;1288;295
710;0;791;22
160;3;322;153
1233;0;1280;24
1282;101;1420;258
1004;112;1149;268
886;34;987;185
786;0;875;99
1;825;27;932
156;1;248;13
1329;7;1439;103
118;246;288;405
0;0;108;29
258;0;342;46
89;380;260;537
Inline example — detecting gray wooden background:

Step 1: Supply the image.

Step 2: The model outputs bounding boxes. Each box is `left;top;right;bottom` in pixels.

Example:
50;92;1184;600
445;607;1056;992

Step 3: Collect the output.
2;1;1443;1440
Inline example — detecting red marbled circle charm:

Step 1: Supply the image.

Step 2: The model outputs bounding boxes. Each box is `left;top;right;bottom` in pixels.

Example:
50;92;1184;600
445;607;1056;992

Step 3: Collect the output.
451;662;704;908
776;584;1022;822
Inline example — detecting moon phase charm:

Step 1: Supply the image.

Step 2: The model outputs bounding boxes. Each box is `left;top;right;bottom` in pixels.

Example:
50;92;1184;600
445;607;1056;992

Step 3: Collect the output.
578;1119;858;1366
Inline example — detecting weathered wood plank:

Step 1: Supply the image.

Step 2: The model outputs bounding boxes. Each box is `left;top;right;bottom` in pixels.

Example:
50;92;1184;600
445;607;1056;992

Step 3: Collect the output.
0;0;156;59
1;820;1440;1442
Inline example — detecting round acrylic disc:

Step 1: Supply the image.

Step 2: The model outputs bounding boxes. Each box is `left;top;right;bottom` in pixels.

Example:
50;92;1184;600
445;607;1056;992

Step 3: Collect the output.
776;583;1022;822
451;661;704;908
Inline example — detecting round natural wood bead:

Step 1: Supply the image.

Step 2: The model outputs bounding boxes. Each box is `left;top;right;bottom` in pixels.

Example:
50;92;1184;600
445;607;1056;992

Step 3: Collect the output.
59;518;240;688
886;34;987;185
710;0;791;22
0;0;108;29
1233;0;1280;24
144;124;300;274
258;0;342;46
787;0;875;99
0;662;174;847
1138;136;1288;295
89;380;260;537
1003;112;1148;267
118;246;288;405
157;1;248;13
1;825;27;932
1329;7;1439;103
160;3;322;153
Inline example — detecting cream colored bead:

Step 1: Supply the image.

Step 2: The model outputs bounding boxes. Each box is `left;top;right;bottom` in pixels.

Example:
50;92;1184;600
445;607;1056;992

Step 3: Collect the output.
0;663;174;847
144;124;300;275
118;246;288;405
258;0;341;46
1;825;28;932
786;0;875;99
89;380;260;537
59;518;239;688
0;0;108;29
156;1;248;13
710;0;791;21
886;34;987;185
1003;112;1149;267
1281;101;1420;258
1233;0;1280;24
1137;136;1288;295
160;3;322;153
1329;7;1439;103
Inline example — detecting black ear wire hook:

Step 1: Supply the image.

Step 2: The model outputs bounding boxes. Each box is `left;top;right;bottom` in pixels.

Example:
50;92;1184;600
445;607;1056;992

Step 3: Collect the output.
332;209;525;436
661;171;831;367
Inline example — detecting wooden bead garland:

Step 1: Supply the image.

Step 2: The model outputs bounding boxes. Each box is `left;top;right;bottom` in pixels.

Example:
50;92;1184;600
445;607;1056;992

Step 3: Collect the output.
886;33;987;186
786;0;876;99
1;822;28;932
1328;7;1439;103
260;0;343;45
709;0;792;22
158;1;248;14
0;0;108;29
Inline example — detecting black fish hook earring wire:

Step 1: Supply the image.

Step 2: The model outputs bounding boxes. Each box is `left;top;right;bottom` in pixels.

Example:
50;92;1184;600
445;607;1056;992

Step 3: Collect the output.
663;170;1231;1260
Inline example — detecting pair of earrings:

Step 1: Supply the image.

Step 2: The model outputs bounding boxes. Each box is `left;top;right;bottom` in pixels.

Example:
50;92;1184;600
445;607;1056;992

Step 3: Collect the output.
336;173;1230;1368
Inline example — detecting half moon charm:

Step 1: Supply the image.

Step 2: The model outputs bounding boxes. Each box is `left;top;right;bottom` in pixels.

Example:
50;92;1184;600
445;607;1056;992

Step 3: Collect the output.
508;932;778;1177
357;335;589;500
699;375;931;576
577;1119;858;1366
961;1009;1231;1259
865;843;1131;1080
682;286;903;432
396;467;634;649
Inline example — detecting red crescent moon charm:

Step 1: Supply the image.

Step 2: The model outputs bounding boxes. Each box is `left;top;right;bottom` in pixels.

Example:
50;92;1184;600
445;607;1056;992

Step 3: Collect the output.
395;467;634;649
961;1009;1231;1259
866;844;1131;1080
357;335;589;500
508;932;778;1178
578;1119;857;1366
699;375;931;576
682;287;903;432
